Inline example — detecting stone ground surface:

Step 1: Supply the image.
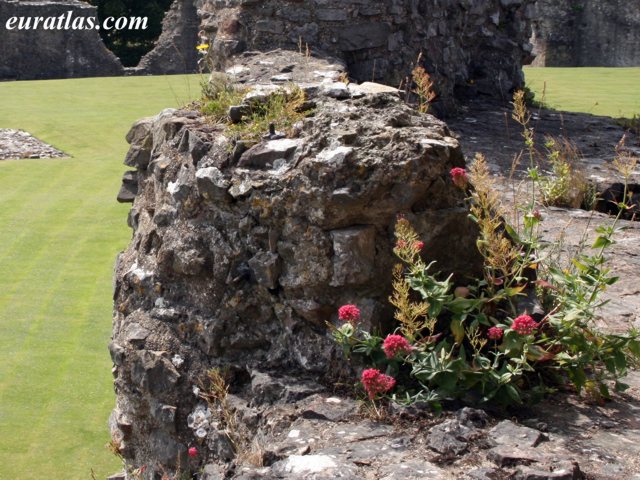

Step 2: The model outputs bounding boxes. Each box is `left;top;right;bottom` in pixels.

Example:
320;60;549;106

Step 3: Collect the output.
0;128;67;160
448;100;640;332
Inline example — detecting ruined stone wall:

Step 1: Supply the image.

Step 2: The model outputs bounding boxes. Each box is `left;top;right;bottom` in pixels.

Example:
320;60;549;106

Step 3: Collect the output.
530;0;640;67
137;0;201;75
200;0;534;111
0;0;124;80
133;0;535;112
110;52;484;475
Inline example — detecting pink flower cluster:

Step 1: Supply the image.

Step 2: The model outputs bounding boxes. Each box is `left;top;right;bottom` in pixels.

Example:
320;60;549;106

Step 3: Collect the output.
395;240;425;251
383;334;413;358
188;447;198;458
487;326;504;340
450;167;468;189
361;368;396;399
338;304;360;323
511;314;538;335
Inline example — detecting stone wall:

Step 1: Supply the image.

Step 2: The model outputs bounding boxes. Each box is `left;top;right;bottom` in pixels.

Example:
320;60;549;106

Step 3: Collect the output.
110;53;483;475
137;0;201;75
530;0;640;67
137;0;534;113
0;0;124;80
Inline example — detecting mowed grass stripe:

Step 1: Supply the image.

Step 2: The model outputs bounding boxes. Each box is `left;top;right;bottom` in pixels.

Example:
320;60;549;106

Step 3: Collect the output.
0;161;122;354
5;243;112;478
524;67;640;118
0;74;201;479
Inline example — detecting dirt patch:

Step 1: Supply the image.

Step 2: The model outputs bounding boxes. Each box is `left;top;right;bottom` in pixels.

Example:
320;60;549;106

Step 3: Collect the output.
0;129;67;160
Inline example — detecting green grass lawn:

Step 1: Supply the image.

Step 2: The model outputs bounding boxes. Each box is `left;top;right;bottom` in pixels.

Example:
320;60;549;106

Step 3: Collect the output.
524;67;640;118
0;74;202;480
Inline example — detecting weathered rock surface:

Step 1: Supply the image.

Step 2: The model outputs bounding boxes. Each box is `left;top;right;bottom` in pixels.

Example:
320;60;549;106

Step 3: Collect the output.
0;0;124;80
0;129;67;160
530;0;640;67
110;75;483;476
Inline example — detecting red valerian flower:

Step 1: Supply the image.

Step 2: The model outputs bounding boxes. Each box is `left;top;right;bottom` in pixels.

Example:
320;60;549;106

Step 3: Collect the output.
383;334;413;358
395;239;408;249
450;167;468;189
414;241;425;250
188;447;198;458
511;314;538;335
361;368;396;399
338;304;361;323
487;326;504;340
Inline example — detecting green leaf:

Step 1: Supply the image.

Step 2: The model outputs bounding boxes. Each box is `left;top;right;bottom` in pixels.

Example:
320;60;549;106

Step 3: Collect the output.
568;367;586;393
450;318;465;345
628;339;640;359
504;285;527;297
592;236;613;249
504;384;522;404
614;350;627;372
571;258;589;272
615;381;630;393
504;223;522;244
599;383;611;400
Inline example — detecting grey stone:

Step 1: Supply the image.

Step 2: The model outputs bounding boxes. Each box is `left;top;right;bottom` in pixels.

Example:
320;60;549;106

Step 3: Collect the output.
487;445;544;467
379;460;449;480
178;129;209;165
271;454;358;478
348;82;400;97
228;178;253;199
466;467;501;480
426;419;472;455
197;167;231;201
457;407;489;428
208;429;236;462
238;139;301;169
531;0;640;67
124;323;150;345
330;226;376;287
124;145;151;170
250;370;287;405
167;166;194;203
489;420;547;448
130;350;180;396
317;8;348;22
299;395;359;422
248;251;281;289
320;81;350;99
228;105;248;123
117;171;138;203
514;461;582;480
202;463;227;480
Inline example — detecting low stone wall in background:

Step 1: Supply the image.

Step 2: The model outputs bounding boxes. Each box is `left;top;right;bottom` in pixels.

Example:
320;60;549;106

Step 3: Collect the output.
0;0;124;80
